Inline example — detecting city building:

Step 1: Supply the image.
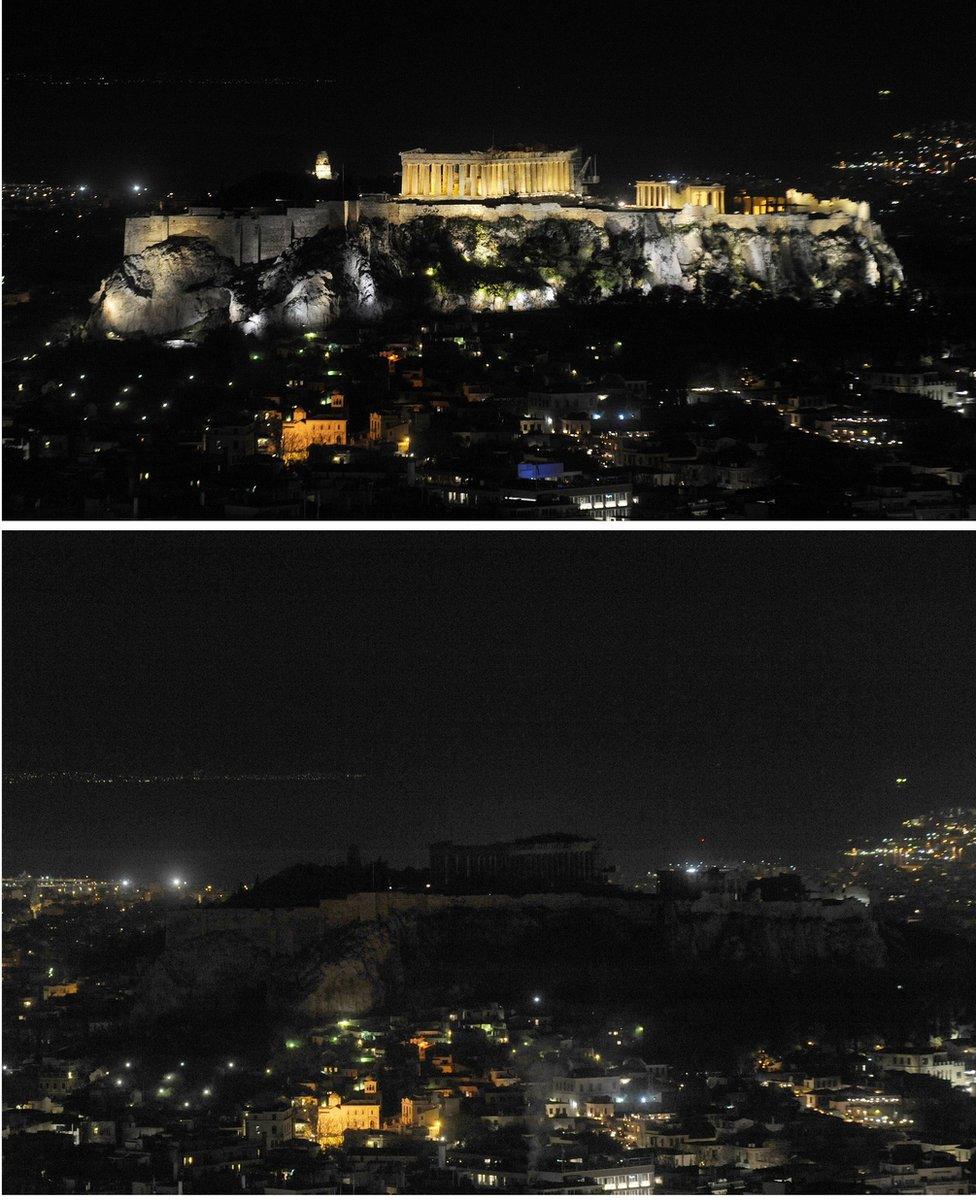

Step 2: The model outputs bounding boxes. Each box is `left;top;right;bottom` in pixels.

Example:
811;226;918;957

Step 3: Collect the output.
280;406;348;462
316;1092;381;1144
867;369;958;408
242;1103;294;1148
204;420;257;465
873;1049;972;1088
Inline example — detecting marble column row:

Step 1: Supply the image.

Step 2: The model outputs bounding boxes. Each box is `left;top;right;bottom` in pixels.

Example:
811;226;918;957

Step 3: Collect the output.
402;158;573;198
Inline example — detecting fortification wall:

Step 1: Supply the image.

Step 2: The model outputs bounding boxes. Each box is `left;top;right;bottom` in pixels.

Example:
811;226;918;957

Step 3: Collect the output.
123;204;351;265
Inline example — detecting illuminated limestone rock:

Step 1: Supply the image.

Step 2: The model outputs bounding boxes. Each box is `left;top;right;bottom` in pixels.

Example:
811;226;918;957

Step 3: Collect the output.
250;228;383;332
91;210;903;339
88;237;238;338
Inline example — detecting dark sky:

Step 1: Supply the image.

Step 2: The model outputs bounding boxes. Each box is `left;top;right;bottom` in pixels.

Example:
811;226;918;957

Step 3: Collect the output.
4;0;975;191
3;533;974;886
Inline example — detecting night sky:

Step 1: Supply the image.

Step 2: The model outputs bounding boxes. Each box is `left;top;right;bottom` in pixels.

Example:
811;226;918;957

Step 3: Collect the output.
3;533;974;886
4;0;975;191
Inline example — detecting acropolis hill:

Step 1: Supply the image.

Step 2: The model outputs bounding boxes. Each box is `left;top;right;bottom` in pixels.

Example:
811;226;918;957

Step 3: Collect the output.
89;144;904;339
136;890;886;1022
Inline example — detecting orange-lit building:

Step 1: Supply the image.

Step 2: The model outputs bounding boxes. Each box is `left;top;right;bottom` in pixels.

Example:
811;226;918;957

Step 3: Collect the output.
281;406;348;462
316;1093;381;1145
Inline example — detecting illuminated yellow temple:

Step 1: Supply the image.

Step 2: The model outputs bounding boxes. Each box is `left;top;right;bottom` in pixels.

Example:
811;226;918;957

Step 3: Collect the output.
635;181;726;212
399;148;586;200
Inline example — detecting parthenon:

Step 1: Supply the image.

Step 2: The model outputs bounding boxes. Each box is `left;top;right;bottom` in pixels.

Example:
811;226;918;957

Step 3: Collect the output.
399;148;584;200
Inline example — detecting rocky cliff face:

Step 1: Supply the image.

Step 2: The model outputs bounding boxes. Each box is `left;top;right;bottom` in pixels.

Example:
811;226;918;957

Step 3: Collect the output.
89;210;904;339
134;894;887;1025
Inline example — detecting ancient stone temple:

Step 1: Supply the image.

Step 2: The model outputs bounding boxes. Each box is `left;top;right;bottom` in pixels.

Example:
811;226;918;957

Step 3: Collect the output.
634;180;726;212
399;147;585;199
